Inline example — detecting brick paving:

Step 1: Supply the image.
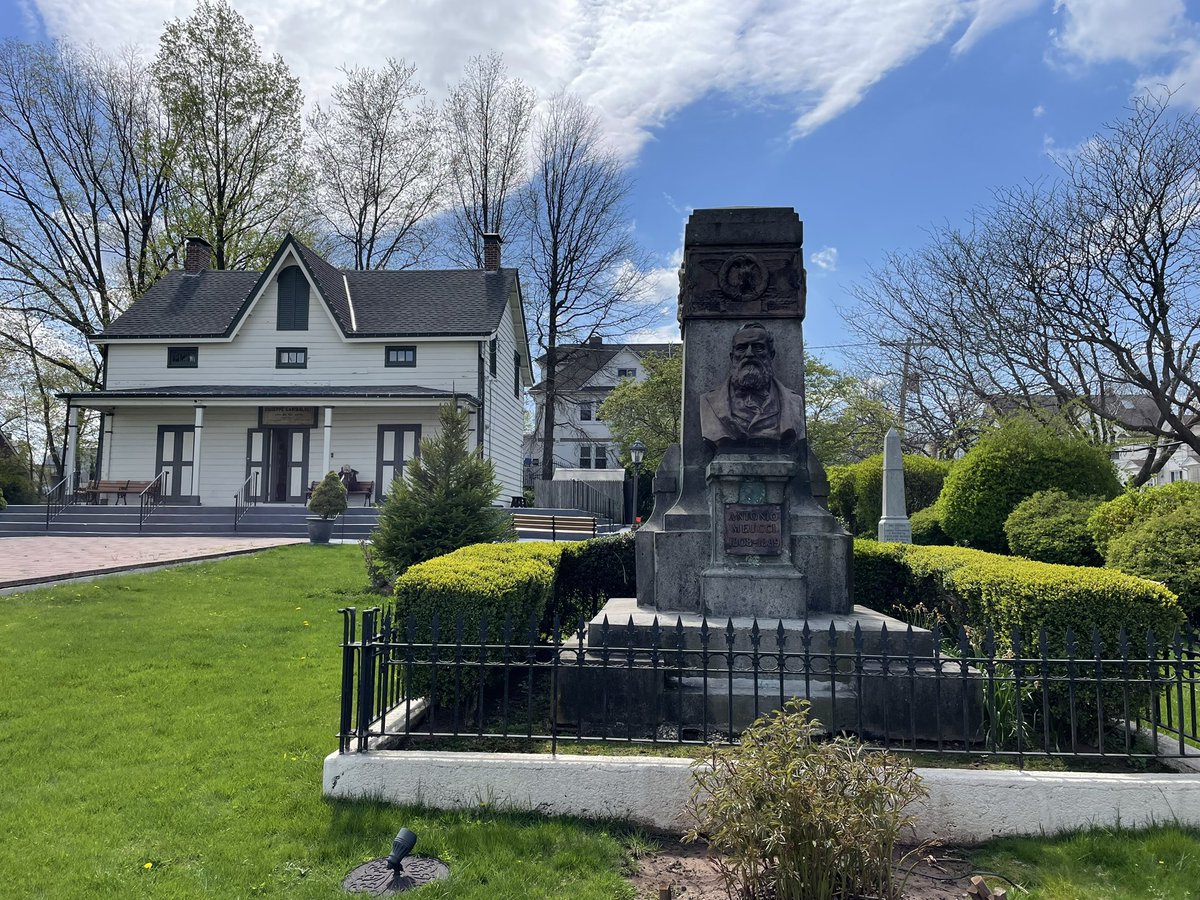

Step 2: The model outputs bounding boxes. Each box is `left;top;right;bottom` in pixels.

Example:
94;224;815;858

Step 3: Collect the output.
0;536;303;589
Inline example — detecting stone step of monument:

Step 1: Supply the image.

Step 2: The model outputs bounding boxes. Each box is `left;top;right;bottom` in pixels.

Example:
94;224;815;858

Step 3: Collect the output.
583;597;940;659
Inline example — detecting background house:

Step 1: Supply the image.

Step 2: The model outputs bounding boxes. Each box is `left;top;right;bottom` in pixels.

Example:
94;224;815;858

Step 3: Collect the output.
61;234;532;507
525;337;679;484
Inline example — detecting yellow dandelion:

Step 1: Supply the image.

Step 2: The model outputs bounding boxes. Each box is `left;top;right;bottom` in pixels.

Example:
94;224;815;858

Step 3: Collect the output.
303;621;310;626
143;862;153;870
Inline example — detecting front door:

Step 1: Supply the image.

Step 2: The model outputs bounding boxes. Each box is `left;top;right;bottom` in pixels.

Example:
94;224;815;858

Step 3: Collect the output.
376;425;421;502
155;425;195;500
266;428;309;502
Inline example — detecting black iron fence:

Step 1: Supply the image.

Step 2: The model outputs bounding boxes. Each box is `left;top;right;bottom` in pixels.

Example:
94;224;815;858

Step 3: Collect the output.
337;606;1200;767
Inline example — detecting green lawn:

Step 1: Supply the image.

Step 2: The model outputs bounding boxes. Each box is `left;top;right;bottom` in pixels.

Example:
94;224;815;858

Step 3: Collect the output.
0;545;636;899
3;544;1199;899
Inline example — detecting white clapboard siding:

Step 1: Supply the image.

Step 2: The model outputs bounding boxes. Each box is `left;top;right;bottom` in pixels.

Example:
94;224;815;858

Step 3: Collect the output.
481;301;526;501
104;250;479;391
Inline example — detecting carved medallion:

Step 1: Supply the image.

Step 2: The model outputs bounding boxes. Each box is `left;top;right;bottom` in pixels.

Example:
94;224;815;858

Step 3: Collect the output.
718;254;768;302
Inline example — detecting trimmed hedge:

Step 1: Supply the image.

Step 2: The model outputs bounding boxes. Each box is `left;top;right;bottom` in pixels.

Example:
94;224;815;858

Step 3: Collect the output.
909;504;949;546
827;454;951;535
1107;505;1200;619
553;533;636;628
1089;481;1200;559
938;419;1120;553
852;540;1184;654
1002;490;1103;566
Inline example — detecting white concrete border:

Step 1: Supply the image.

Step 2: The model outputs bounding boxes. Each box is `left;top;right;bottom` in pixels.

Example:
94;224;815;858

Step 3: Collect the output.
323;749;1200;843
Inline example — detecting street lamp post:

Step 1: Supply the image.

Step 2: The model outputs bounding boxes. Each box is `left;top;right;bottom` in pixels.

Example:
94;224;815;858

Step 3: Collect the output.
630;439;646;529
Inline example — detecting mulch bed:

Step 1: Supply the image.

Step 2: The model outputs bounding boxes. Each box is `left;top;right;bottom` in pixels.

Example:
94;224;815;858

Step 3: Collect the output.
628;840;1011;899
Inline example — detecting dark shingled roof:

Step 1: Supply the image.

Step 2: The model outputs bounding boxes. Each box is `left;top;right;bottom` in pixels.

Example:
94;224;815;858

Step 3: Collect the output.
532;341;679;392
97;235;518;340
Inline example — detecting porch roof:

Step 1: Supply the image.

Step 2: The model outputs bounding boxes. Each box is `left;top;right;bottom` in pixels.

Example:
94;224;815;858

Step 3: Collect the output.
62;385;481;408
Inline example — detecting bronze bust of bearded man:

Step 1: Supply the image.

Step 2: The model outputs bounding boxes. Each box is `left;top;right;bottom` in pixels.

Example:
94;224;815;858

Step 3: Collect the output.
700;322;805;448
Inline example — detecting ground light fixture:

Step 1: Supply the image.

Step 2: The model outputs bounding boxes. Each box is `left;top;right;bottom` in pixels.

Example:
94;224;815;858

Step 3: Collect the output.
342;826;449;894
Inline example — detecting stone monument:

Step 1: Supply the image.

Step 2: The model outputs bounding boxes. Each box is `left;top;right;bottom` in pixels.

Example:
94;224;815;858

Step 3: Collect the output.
636;207;851;618
567;207;976;740
877;427;913;543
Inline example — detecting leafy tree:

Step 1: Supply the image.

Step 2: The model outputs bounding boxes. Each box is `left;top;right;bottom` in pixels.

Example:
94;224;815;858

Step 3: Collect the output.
597;351;681;471
370;403;512;577
525;92;653;480
442;52;534;268
154;0;311;270
852;91;1200;484
805;358;898;465
308;59;443;270
939;417;1121;553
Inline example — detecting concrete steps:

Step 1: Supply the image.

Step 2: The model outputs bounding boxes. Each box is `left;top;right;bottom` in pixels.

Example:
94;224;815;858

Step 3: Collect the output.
0;504;380;539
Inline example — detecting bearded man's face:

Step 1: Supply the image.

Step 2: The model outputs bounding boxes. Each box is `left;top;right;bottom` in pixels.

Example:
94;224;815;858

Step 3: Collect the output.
730;329;773;392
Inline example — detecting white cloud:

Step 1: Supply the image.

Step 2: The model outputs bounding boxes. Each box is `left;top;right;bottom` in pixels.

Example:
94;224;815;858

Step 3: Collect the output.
626;321;682;344
24;0;1021;153
1033;103;1046;117
1053;0;1187;65
953;0;1043;56
811;246;839;271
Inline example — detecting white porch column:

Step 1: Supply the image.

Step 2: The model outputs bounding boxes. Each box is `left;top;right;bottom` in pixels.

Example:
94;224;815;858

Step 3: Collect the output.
322;406;333;475
63;406;80;488
192;405;205;502
102;412;115;479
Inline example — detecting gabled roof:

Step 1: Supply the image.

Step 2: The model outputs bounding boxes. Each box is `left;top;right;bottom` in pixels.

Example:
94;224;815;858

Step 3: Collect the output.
532;341;680;393
96;234;520;341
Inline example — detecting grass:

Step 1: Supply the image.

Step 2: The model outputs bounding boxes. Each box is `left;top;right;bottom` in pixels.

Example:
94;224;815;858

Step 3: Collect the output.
3;543;1199;899
972;825;1200;900
0;545;637;899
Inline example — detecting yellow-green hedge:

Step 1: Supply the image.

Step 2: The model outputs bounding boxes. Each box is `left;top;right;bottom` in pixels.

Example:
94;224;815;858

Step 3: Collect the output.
853;539;1184;654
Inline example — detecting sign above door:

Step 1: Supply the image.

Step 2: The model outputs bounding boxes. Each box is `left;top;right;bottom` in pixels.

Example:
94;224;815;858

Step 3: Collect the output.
260;406;317;427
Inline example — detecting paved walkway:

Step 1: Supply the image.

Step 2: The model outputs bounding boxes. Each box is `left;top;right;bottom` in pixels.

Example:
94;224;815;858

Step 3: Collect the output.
0;536;303;590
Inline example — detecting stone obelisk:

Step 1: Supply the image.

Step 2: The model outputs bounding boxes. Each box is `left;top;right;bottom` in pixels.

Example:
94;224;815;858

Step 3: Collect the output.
877;427;912;543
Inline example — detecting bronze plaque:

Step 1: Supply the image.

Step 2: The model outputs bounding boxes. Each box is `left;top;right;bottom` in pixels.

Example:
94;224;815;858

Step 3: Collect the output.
261;406;317;427
724;503;783;555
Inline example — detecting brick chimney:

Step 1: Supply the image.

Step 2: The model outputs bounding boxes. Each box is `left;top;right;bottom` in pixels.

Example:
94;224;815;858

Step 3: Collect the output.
482;233;502;271
184;237;212;274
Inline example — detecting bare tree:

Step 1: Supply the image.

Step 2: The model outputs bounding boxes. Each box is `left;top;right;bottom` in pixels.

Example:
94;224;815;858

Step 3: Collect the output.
308;59;444;269
154;0;312;270
524;93;654;480
442;52;534;268
850;91;1200;483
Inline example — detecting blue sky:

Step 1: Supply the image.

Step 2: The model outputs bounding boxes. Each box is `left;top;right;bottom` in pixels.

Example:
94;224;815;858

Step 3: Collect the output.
3;0;1198;363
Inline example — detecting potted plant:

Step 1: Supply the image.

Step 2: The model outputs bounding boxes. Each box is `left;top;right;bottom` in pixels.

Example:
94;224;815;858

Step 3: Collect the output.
307;470;348;543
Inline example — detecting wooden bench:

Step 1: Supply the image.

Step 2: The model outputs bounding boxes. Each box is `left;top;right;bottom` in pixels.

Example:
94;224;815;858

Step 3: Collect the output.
306;480;376;506
77;479;159;505
511;513;597;541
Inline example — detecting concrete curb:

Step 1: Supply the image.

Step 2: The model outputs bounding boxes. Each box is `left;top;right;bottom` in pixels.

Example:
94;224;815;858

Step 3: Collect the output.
322;749;1200;843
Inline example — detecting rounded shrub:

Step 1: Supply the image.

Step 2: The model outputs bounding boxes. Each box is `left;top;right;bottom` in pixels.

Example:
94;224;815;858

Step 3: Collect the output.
1003;490;1104;566
1106;505;1200;619
909;504;950;545
938;418;1120;553
1089;481;1200;559
307;470;348;520
826;464;857;531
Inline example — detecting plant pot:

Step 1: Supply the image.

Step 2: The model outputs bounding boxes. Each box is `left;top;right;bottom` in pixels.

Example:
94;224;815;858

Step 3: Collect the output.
307;516;335;544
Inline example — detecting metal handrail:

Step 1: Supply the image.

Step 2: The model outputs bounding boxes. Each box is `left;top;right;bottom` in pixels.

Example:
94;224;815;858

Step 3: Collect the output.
137;470;169;532
571;478;616;523
43;471;77;529
233;472;259;530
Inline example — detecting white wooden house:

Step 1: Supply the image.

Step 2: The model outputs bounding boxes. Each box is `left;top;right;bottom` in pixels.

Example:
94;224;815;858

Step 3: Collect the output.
62;234;532;506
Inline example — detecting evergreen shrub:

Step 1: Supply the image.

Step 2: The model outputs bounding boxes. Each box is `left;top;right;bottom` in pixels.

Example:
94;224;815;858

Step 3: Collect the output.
0;456;35;504
370;403;513;578
0;485;6;512
552;533;636;628
1107;505;1200;619
1003;490;1103;566
826;455;950;535
1088;481;1200;559
909;505;949;545
938;418;1120;553
307;470;348;519
852;540;1183;654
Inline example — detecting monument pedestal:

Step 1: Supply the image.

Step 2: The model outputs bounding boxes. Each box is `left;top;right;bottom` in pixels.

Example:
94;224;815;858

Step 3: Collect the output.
558;598;981;741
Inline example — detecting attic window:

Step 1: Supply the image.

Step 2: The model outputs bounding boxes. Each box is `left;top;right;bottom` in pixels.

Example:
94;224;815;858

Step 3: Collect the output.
385;345;416;367
276;347;307;369
617;367;636;379
277;265;309;331
167;346;198;368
